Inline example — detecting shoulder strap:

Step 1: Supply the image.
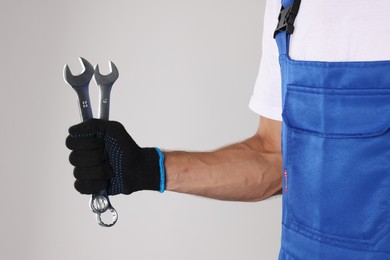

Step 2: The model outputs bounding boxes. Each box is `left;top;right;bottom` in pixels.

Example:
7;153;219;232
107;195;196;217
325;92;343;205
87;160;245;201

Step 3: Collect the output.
274;0;301;38
274;0;301;56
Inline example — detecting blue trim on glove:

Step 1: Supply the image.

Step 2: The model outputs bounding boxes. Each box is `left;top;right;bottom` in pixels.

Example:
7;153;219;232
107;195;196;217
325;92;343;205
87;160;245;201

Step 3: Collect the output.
155;147;166;193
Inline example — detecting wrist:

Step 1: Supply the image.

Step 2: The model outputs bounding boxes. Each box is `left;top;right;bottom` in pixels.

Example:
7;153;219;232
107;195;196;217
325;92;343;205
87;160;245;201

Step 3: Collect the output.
121;147;164;194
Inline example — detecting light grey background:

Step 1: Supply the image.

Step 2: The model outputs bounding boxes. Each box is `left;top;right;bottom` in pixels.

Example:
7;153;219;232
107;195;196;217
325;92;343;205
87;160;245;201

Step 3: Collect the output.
0;0;282;259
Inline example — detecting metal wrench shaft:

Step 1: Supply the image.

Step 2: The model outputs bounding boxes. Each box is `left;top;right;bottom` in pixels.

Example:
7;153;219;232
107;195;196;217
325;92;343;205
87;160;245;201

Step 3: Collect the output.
76;87;93;121
95;63;118;120
63;58;94;121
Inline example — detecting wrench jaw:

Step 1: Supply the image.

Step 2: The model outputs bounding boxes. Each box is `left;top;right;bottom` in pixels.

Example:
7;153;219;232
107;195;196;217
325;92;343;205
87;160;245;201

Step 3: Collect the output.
63;57;95;88
94;61;119;86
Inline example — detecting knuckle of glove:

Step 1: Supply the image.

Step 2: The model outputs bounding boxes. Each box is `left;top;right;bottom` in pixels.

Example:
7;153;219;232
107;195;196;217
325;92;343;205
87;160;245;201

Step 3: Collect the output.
66;135;104;151
69;148;106;167
74;179;109;195
68;119;106;136
73;162;113;181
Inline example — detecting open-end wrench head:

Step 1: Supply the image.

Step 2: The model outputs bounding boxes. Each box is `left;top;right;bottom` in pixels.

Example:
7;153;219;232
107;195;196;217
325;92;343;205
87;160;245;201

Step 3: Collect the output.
94;61;119;86
63;57;95;87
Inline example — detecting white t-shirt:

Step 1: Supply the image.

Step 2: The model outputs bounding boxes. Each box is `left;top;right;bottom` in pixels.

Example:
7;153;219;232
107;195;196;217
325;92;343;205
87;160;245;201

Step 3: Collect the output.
249;0;390;121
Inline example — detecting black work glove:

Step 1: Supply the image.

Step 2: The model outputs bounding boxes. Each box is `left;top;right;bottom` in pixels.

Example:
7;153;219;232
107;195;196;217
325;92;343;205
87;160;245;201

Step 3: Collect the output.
66;119;165;195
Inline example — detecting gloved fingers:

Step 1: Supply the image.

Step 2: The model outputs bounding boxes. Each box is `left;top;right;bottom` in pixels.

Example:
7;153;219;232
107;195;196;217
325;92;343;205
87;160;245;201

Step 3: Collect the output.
74;179;109;195
68;118;106;136
69;148;106;167
73;163;113;180
66;135;104;151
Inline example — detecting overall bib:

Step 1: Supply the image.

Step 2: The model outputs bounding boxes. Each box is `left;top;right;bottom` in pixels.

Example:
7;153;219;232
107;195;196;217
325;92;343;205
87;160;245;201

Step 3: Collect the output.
275;1;390;259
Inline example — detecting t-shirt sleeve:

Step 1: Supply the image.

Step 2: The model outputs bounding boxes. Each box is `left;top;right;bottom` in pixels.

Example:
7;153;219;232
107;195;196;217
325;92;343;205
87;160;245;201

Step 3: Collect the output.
249;0;282;121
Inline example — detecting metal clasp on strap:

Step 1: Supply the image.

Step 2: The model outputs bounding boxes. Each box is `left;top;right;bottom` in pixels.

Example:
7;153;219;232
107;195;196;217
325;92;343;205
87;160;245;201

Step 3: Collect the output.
273;0;301;38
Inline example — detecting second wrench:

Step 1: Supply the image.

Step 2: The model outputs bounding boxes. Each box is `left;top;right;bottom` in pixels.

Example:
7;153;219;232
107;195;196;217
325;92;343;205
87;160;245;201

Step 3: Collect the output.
90;61;119;227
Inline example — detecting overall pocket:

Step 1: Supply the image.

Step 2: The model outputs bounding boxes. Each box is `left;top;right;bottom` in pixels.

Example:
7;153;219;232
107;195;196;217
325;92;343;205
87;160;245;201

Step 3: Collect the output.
282;85;390;249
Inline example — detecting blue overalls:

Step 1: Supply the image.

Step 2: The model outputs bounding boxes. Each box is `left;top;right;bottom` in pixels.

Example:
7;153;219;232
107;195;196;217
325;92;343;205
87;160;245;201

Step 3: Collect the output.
274;0;390;259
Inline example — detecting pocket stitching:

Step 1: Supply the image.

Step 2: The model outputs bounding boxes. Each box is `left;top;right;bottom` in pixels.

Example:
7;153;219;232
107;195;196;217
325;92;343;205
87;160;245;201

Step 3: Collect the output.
282;85;390;138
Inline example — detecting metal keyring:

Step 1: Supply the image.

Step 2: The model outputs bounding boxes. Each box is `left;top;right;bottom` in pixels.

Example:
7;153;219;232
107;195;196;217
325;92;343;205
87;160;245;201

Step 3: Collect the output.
90;192;118;226
96;206;118;227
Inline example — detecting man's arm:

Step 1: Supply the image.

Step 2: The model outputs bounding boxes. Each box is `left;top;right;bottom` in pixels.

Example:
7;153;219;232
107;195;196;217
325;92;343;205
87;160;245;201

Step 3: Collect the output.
165;116;282;202
67;116;282;200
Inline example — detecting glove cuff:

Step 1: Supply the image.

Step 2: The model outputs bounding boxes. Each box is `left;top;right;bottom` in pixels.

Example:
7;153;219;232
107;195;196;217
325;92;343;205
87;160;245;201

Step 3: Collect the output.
154;147;166;193
116;147;165;195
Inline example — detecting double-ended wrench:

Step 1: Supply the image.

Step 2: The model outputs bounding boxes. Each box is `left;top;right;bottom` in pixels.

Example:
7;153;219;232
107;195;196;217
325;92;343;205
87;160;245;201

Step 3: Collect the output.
64;57;119;227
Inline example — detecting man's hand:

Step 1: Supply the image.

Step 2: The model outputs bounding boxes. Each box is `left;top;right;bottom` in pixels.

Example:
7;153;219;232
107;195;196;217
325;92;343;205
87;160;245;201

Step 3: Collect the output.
66;119;164;195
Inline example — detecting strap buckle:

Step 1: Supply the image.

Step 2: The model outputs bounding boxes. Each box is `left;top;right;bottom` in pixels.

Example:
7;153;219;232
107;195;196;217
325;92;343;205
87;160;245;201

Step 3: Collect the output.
273;0;301;38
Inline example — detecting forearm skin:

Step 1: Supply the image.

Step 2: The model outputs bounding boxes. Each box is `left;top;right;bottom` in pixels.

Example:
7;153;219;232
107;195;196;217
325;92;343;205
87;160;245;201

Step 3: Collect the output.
165;134;282;202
